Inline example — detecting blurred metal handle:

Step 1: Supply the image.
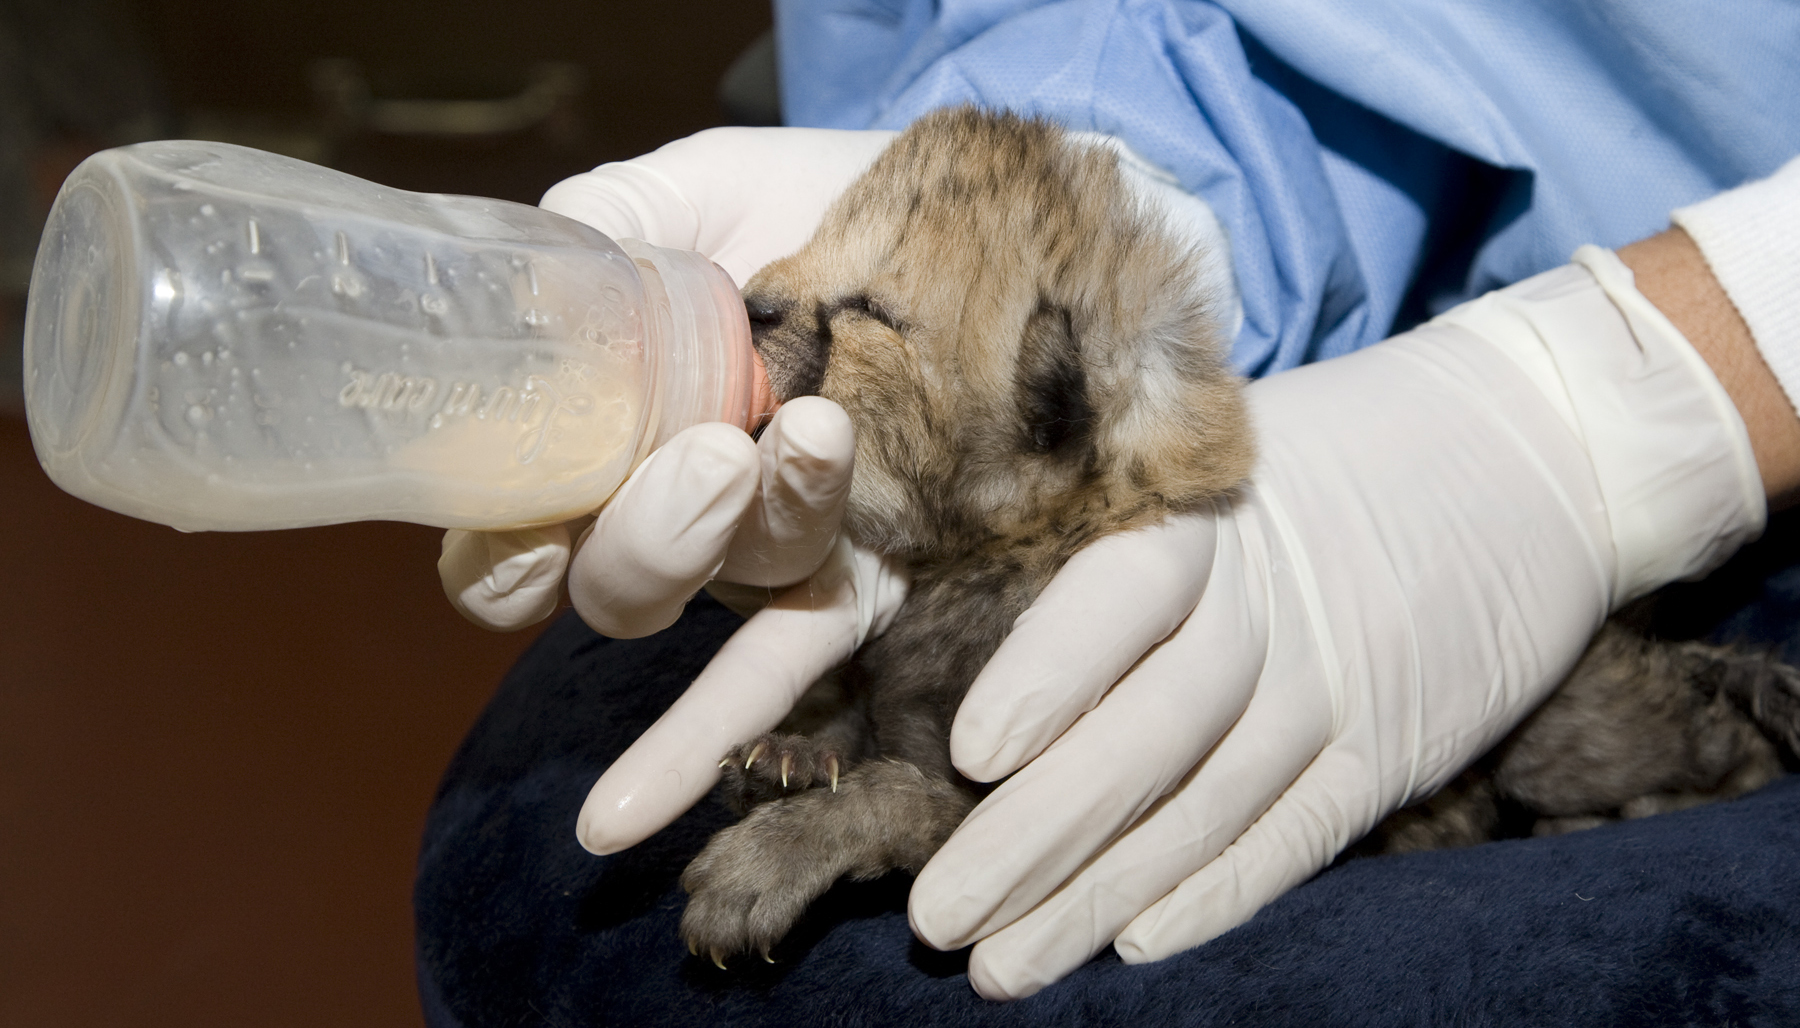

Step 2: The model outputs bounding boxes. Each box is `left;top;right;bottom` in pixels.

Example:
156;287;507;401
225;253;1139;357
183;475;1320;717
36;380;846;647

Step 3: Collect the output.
309;59;585;137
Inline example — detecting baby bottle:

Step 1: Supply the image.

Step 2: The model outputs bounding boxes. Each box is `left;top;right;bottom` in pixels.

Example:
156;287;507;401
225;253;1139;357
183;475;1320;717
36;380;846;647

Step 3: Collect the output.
23;140;771;532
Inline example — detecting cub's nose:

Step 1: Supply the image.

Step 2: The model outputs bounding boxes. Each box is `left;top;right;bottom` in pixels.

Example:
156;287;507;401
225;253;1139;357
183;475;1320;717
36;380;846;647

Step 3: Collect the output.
744;295;787;334
739;292;827;401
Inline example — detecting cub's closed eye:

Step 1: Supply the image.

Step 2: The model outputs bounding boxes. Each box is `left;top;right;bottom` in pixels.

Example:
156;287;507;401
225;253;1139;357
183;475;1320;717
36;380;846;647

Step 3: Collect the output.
838;294;905;334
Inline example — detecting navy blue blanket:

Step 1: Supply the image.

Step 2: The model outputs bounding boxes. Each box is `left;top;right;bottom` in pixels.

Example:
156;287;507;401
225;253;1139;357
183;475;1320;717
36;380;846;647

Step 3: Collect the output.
416;517;1800;1027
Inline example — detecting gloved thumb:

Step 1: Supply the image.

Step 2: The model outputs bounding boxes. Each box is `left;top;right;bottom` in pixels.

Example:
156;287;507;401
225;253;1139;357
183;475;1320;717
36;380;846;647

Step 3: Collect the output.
716;395;855;589
568;422;760;638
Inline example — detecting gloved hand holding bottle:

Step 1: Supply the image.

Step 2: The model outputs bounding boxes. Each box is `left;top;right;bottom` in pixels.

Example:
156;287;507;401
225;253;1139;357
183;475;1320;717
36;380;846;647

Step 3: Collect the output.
437;126;900;636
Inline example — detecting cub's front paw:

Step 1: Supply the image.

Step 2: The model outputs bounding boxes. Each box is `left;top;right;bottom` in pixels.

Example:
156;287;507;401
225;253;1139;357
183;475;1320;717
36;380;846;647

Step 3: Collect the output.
718;733;843;814
679;799;842;965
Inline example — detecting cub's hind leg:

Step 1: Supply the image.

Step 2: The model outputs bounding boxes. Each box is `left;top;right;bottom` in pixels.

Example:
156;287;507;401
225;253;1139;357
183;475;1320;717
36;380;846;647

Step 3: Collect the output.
680;759;978;964
1493;627;1793;821
1356;769;1503;855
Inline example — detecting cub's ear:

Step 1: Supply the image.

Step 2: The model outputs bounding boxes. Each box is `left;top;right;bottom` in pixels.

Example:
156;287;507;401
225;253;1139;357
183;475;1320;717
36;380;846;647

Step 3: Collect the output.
1014;301;1094;456
1079;251;1255;505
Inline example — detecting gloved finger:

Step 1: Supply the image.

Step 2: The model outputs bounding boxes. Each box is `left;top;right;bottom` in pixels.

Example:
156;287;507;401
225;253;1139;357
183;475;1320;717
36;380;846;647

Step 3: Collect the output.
715;396;855;588
950;613;1338;999
1113;743;1372;965
949;515;1216;782
567;422;759;638
539;128;896;285
438;523;572;631
576;538;909;854
910;515;1257;951
950;572;1346;1000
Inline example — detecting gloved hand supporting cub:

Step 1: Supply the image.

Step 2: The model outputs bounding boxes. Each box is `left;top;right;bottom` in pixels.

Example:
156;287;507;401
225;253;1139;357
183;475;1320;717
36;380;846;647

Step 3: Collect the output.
903;246;1764;998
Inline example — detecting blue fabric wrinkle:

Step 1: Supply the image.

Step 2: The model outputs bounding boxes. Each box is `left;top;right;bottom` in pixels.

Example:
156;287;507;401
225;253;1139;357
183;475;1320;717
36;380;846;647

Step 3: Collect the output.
775;0;1800;376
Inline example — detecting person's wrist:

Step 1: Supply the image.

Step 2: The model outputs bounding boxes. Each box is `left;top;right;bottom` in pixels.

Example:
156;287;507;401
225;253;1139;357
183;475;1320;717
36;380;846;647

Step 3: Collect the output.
1618;227;1800;506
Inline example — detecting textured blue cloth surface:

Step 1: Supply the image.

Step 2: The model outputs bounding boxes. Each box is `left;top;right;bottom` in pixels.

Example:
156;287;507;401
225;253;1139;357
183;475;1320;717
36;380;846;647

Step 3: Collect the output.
415;516;1800;1027
776;0;1800;376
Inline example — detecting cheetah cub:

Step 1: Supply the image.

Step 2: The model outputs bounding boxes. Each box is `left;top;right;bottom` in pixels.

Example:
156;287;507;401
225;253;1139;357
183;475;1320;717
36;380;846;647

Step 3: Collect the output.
678;108;1253;963
676;107;1800;964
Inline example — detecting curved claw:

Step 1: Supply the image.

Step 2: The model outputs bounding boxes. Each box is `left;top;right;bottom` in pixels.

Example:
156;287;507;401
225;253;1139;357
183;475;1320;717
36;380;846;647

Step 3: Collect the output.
744;741;768;771
827;755;840;793
711;949;728;971
780;752;793;788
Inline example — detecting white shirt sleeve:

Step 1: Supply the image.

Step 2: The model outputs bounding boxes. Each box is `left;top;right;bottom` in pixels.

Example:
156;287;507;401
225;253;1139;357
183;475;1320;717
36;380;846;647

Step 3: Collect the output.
1671;156;1800;414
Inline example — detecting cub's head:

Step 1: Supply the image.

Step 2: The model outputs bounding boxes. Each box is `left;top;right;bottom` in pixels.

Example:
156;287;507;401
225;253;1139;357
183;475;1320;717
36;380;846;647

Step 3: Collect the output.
743;108;1252;562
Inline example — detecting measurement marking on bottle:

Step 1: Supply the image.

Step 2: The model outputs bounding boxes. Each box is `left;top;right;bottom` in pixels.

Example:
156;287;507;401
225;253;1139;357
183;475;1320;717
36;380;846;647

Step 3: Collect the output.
331;231;365;297
235;218;276;282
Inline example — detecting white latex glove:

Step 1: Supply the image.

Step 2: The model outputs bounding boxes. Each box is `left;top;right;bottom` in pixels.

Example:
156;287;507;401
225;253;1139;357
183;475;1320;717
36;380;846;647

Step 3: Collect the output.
438;128;895;634
576;533;912;854
902;246;1766;998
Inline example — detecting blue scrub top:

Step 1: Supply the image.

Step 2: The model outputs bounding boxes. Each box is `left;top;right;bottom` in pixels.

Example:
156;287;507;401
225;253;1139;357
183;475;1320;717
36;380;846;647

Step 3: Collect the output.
774;0;1800;377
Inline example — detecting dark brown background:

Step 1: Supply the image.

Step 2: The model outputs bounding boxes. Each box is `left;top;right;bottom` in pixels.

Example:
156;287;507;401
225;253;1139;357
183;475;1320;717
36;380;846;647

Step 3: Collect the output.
1;1;772;1024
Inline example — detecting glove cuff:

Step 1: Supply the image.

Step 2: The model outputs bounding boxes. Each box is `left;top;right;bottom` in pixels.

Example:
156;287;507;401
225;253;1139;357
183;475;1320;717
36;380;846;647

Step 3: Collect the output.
1672;156;1800;417
1435;250;1764;605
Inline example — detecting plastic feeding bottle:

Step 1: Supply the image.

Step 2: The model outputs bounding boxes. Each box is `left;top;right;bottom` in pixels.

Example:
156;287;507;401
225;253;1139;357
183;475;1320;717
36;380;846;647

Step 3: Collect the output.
23;140;772;532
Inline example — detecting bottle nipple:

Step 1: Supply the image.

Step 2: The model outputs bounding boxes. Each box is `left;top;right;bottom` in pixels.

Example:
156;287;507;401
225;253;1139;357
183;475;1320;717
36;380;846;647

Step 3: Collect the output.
612;238;777;455
744;350;777;436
